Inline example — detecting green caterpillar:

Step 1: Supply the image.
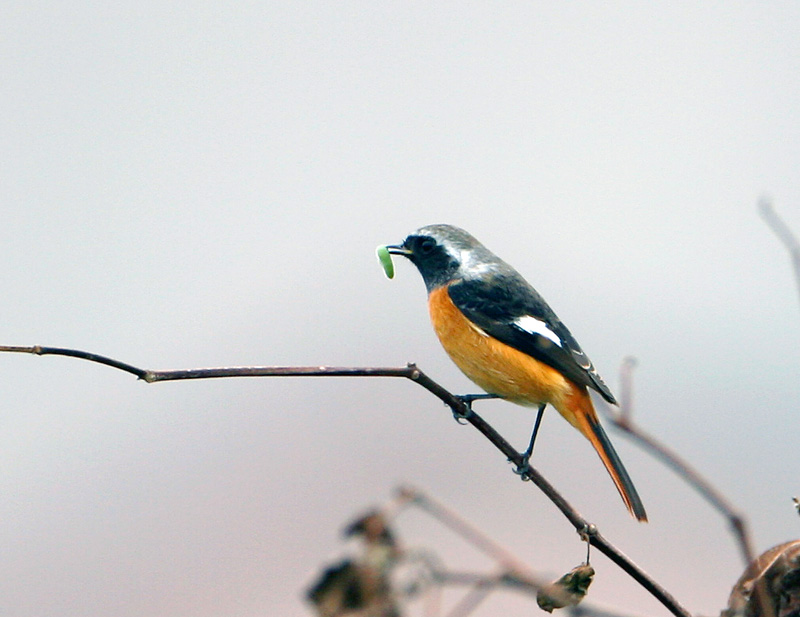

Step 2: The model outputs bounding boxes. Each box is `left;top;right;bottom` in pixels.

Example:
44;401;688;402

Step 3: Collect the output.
375;245;394;279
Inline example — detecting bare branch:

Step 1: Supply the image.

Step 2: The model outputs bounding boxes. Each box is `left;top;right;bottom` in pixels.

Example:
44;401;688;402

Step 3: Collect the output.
759;197;800;310
398;485;534;575
759;197;800;253
394;486;651;617
415;570;647;617
441;577;494;617
600;358;771;617
0;344;691;617
0;345;414;382
605;358;756;564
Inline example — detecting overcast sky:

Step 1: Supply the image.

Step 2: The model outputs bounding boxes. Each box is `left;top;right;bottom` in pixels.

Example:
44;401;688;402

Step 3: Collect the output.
2;3;800;616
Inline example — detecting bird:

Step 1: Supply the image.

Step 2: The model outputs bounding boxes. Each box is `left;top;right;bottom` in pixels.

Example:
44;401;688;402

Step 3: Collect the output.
384;224;647;521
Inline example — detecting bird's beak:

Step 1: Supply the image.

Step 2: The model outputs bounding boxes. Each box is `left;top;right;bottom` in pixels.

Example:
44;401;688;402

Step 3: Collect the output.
385;244;412;257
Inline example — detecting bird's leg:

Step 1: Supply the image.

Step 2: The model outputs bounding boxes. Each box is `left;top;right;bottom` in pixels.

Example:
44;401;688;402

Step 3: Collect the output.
456;393;501;406
514;403;547;476
451;393;501;423
523;403;547;459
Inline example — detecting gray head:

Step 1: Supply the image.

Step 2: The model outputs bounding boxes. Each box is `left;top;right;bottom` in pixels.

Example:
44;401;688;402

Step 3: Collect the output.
387;224;510;292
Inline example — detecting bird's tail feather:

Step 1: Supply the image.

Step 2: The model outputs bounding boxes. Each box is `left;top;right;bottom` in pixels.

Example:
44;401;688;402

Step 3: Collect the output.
565;391;648;522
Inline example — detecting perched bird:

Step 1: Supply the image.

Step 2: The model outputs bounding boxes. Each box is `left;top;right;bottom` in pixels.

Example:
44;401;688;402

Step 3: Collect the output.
384;224;647;521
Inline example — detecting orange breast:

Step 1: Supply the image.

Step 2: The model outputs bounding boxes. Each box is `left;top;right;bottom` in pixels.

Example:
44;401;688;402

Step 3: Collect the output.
427;285;575;412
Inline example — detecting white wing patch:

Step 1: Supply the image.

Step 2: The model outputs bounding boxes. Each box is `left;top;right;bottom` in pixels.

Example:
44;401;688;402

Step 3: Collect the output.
514;316;563;347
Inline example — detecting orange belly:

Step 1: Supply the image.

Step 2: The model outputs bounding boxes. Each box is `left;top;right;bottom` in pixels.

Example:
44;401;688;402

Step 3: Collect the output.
427;286;575;413
427;287;646;521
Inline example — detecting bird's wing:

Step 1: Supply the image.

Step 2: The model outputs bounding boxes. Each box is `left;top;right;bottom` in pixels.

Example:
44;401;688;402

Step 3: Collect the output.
448;276;617;404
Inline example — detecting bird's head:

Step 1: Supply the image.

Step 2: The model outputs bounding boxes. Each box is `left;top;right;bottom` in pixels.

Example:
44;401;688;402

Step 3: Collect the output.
385;224;501;292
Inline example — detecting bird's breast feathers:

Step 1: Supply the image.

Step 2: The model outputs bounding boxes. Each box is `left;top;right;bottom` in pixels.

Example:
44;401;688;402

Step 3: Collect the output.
445;277;617;405
427;285;572;407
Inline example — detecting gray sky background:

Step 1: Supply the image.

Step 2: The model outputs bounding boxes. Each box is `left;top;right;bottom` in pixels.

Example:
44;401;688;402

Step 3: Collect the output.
2;3;800;616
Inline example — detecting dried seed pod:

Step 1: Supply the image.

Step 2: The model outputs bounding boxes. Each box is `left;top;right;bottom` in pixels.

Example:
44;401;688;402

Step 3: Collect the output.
536;563;595;613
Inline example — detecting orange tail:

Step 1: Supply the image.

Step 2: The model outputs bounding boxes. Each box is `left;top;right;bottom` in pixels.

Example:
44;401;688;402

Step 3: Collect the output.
559;388;648;522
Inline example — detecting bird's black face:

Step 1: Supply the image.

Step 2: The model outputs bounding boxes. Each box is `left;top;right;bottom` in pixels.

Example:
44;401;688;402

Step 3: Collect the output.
387;231;461;292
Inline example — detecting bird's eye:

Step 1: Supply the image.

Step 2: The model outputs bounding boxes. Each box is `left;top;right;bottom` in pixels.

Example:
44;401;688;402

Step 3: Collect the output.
419;238;436;254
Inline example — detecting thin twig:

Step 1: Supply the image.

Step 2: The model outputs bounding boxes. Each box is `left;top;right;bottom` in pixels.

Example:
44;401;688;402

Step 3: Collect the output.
442;578;494;617
398;484;549;614
396;486;652;617
600;357;772;617
398;485;534;575
606;358;756;565
425;570;646;617
0;344;691;617
759;197;800;310
752;196;800;617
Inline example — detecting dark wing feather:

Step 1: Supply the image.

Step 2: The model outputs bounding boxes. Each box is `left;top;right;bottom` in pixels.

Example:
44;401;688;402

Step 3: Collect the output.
448;276;617;404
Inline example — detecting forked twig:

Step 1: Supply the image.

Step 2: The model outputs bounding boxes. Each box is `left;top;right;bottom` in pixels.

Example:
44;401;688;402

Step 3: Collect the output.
602;357;756;565
379;486;647;616
0;344;690;617
398;485;533;574
396;485;649;617
423;570;643;617
599;357;770;616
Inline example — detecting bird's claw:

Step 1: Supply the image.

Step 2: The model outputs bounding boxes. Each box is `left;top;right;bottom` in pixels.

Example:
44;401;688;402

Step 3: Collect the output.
452;408;471;424
451;393;500;423
451;393;495;423
450;396;475;424
512;457;532;481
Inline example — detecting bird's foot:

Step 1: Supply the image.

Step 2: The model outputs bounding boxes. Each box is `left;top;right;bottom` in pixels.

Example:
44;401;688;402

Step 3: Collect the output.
512;455;533;481
451;393;501;424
